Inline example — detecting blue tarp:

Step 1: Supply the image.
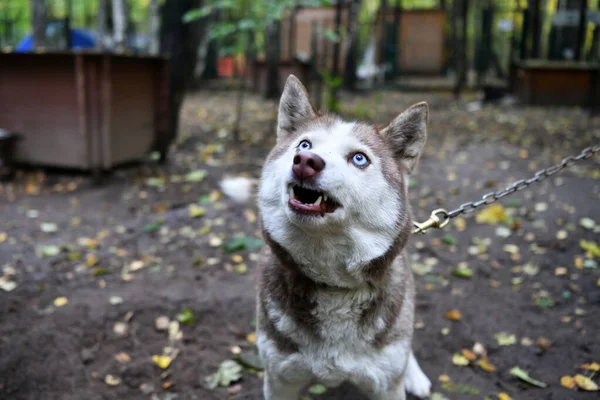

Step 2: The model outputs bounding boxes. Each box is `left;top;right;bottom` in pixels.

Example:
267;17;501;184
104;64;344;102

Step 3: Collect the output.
16;29;96;52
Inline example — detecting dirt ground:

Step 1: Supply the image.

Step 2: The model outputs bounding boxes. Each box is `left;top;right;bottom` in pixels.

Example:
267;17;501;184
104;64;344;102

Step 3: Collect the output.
1;87;599;400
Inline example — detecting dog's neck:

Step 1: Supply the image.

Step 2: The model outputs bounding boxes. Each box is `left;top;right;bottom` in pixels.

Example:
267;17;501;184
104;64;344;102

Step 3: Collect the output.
261;217;411;289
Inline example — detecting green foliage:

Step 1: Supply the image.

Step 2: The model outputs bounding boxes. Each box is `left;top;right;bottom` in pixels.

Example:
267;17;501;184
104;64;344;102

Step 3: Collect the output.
183;0;332;56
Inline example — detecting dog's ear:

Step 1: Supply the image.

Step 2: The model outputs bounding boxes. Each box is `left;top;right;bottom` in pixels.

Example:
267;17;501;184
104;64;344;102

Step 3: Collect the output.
277;75;316;140
379;102;428;174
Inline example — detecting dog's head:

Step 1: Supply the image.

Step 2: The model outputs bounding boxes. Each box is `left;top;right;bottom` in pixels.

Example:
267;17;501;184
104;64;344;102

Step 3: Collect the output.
259;75;427;267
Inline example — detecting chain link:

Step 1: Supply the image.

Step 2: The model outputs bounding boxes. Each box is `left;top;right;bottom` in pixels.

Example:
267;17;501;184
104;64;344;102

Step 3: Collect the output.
412;144;600;234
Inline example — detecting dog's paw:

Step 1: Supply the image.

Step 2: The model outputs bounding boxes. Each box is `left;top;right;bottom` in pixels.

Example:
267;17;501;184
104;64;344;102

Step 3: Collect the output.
404;368;431;398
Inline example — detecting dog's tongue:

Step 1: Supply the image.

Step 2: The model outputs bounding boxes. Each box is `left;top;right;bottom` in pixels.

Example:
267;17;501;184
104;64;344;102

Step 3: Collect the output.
289;197;325;215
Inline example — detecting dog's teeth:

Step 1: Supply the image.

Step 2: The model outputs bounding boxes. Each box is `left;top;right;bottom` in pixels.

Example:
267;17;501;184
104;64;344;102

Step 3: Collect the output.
323;194;328;202
289;187;294;199
314;196;322;206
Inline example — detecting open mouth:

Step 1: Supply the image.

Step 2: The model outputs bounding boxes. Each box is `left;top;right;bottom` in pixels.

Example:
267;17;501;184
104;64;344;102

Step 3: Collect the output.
288;184;340;216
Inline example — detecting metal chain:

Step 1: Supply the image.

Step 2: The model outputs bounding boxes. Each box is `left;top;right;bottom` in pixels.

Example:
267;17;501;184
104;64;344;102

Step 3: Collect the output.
413;144;600;234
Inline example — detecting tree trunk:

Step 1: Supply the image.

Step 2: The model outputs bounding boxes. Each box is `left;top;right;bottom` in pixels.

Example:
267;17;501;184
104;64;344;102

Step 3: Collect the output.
148;0;160;55
233;31;255;142
530;0;542;58
112;0;126;52
97;0;107;51
65;0;72;49
264;21;281;99
575;0;588;60
157;0;206;161
378;0;388;65
31;0;47;49
453;0;469;99
327;0;343;110
343;0;362;91
390;0;402;79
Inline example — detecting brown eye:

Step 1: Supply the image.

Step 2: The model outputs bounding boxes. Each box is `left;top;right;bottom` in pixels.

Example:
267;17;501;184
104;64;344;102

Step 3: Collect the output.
351;152;369;168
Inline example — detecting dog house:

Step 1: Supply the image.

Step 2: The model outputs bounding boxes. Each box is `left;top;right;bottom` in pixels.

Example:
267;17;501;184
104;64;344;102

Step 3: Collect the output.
510;60;600;109
375;9;446;75
0;52;170;172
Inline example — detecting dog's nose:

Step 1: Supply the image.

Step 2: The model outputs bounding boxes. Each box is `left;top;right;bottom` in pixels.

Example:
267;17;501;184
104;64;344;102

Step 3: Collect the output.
292;152;325;180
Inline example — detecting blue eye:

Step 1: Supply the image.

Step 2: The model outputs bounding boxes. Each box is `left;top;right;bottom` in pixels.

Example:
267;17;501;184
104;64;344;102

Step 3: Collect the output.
351;152;369;168
298;140;311;151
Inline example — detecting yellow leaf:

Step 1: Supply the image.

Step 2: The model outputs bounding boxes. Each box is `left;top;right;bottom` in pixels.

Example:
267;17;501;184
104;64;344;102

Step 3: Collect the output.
104;374;121;386
231;255;243;263
445;309;462;321
452;353;470;366
152;355;172;369
475;204;507;225
438;374;450;383
461;349;477;362
0;232;7;243
561;375;577;390
478;357;496;372
580;362;600;372
53;297;68;307
574;374;599;391
188;204;206;218
247;332;257;344
497;393;513;400
86;254;98;267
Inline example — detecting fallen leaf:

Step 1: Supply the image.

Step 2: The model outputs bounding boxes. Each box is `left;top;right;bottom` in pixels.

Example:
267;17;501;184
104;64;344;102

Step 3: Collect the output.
574;374;599;391
152;355;173;369
438;374;450;383
497;393;513;400
579;362;600;372
184;169;207;182
561;375;577;390
222;236;263;252
534;202;548;212
451;267;472;279
555;267;568;276
188;204;206;218
429;393;450;400
503;244;519;254
168;321;182;341
247;332;257;344
495;226;512;238
234;263;248;274
109;296;123;305
510;366;547;388
452;353;470;366
113;322;128;336
495;332;516;346
309;384;327;394
580;218;596;230
37;244;61;258
523;263;540;276
556;230;568;240
445;309;462;321
478;357;496;372
155;316;169;331
53;296;68;307
209;236;223;247
442;235;457;245
581;240;600;258
204;359;243;389
176;307;195;325
104;374;121;386
0;277;17;292
114;352;131;364
40;222;58;233
476;204;507;224
461;349;477;361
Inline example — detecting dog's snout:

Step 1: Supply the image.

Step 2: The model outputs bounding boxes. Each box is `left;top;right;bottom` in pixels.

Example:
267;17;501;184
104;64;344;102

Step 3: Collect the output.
292;152;325;180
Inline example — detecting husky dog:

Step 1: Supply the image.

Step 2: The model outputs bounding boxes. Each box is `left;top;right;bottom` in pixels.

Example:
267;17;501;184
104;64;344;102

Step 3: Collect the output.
256;75;431;400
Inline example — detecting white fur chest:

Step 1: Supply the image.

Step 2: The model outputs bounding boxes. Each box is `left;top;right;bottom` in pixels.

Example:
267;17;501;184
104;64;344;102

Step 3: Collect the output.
264;287;407;390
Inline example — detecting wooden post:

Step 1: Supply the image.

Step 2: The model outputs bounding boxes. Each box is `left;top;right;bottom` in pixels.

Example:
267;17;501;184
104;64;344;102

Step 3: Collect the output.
575;0;588;61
